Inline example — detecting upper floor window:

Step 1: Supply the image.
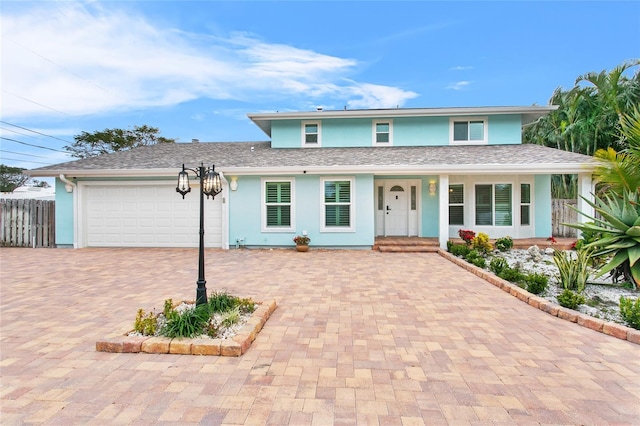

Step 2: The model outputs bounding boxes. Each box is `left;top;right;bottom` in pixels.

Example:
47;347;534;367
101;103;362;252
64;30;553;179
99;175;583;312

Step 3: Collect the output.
262;178;294;232
373;120;393;145
450;117;487;144
302;121;321;146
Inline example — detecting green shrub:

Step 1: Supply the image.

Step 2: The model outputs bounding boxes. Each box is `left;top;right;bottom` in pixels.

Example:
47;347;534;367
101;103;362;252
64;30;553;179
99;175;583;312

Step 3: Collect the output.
464;250;486;268
489;257;509;276
524;273;548;295
557;289;585;309
553;248;592;291
134;308;158;335
619;297;640;330
498;266;526;284
237;298;257;314
495;236;513;252
472;232;493;254
162;304;210;338
449;243;471;258
221;307;241;328
208;290;240;313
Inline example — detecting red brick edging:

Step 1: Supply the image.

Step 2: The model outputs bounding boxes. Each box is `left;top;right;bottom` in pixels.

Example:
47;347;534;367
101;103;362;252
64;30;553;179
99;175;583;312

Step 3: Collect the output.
96;299;277;356
437;250;640;345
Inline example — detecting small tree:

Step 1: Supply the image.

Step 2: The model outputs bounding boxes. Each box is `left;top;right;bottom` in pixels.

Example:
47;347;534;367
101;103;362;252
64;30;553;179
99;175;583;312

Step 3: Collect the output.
64;125;176;159
0;164;30;192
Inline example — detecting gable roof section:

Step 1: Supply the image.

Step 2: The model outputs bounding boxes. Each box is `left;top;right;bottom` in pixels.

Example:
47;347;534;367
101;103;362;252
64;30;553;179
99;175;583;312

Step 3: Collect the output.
29;141;595;177
248;105;558;137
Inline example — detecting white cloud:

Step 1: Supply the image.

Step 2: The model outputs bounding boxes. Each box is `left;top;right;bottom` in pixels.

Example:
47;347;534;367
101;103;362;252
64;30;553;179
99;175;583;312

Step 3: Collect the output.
449;65;473;71
446;81;471;91
0;3;417;119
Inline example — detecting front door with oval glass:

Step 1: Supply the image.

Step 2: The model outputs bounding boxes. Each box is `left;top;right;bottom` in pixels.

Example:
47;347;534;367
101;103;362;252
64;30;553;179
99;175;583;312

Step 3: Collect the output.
375;180;420;236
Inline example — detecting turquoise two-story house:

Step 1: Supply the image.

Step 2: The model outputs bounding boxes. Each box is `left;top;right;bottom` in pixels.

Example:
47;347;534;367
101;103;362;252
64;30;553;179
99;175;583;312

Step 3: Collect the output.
29;106;596;249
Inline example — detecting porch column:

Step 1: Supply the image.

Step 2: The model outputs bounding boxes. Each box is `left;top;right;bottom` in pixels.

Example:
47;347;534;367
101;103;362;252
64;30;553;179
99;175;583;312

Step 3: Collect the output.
438;175;449;249
577;173;595;237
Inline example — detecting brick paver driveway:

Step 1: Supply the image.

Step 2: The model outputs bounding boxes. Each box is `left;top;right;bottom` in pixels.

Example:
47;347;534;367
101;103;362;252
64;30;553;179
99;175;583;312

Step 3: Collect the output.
1;248;639;425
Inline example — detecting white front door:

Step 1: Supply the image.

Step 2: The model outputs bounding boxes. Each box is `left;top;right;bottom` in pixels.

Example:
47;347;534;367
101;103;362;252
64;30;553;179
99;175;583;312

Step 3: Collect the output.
385;184;408;235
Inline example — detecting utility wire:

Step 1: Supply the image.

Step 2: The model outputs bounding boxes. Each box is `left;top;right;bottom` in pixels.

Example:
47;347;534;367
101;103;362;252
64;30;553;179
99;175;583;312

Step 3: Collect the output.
1;90;70;116
0;156;54;165
0;122;73;144
1;137;68;153
0;149;49;159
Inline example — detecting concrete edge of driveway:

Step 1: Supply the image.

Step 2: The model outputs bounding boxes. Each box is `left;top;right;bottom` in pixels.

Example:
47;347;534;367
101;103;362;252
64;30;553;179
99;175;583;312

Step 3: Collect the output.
437;249;640;345
95;299;277;356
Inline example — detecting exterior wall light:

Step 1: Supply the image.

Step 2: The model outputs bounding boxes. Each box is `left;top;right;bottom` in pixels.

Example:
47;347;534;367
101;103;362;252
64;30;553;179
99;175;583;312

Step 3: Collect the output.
429;181;437;195
229;176;238;191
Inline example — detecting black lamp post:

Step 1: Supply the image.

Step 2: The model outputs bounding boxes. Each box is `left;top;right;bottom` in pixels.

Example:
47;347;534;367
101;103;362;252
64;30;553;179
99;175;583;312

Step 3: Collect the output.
176;163;223;306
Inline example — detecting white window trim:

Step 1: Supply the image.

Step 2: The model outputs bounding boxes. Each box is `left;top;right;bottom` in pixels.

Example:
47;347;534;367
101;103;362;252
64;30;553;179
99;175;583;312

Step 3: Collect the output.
261;177;295;233
320;176;355;232
474;183;513;227
449;116;488;145
372;119;393;146
448;183;464;226
301;120;322;147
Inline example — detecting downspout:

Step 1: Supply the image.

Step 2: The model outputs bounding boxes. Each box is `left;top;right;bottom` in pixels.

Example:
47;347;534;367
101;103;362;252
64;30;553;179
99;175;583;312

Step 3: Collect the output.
59;174;79;248
59;174;76;193
218;172;230;250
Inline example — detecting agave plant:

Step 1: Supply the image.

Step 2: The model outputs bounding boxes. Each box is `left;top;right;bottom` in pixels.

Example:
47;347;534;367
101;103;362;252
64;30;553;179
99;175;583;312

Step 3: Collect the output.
567;190;640;288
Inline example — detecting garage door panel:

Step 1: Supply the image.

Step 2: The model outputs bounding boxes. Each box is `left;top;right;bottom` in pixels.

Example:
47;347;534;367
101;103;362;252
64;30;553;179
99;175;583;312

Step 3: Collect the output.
84;184;222;248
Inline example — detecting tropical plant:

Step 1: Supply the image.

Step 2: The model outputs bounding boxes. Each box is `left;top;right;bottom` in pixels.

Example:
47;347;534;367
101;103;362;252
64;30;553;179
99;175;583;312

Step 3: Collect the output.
489;257;510;276
463;250;486;268
553;248;592;292
458;229;475;246
472;232;493;254
449;243;470;258
566;191;640;288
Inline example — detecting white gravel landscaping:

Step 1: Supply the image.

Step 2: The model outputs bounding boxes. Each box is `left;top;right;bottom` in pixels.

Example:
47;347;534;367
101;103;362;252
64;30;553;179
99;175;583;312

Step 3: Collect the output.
492;246;638;325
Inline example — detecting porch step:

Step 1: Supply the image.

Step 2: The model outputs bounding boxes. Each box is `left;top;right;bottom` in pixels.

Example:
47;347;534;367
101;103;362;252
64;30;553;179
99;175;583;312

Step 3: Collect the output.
373;237;440;253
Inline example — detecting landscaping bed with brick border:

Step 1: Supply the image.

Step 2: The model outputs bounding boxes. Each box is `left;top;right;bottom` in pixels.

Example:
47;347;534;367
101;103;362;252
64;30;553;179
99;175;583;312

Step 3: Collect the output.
96;299;277;356
438;250;640;345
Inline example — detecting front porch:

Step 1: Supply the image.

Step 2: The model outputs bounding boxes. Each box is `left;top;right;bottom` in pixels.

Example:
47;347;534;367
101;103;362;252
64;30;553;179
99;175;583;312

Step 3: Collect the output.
373;236;575;252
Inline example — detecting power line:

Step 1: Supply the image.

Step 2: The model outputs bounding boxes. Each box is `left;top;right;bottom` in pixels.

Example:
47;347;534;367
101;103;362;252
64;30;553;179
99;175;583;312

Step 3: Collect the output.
0;156;54;165
1;137;68;153
0;149;49;159
0;122;73;144
1;90;70;116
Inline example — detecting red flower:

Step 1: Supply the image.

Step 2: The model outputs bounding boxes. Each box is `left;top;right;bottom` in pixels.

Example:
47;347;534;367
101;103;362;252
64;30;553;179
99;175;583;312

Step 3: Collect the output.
547;236;557;243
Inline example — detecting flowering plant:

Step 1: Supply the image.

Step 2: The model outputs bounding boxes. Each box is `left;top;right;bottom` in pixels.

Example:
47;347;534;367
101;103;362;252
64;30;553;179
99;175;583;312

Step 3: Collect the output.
458;229;476;246
293;235;310;246
547;236;557;244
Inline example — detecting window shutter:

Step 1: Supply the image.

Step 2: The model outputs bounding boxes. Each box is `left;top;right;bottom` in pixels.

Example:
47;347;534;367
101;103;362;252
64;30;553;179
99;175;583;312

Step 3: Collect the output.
265;182;291;227
494;184;512;226
469;121;484;141
475;185;492;225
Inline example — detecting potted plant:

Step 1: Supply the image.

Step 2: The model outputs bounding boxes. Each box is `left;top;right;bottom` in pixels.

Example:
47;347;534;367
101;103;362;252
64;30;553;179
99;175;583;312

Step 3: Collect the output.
293;235;310;252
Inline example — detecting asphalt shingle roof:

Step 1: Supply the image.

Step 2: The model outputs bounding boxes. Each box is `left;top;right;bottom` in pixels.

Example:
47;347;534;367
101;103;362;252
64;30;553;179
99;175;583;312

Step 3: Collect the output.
31;141;595;175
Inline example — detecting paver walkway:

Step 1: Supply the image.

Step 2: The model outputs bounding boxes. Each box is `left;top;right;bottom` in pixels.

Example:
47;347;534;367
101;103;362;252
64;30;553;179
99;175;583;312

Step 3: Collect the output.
1;248;639;425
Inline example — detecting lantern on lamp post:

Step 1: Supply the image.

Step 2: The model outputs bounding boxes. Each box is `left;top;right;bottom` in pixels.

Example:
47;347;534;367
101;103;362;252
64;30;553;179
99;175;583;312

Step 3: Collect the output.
176;163;222;306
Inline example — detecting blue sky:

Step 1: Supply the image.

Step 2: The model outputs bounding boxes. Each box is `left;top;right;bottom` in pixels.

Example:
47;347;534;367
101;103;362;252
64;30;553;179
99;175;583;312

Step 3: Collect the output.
1;1;638;175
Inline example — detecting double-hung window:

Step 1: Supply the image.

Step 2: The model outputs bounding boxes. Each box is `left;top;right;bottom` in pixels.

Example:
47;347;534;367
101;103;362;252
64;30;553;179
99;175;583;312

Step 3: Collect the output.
262;179;294;232
475;184;512;226
449;184;464;225
450;117;487;144
373;120;393;145
322;178;354;231
302;121;321;146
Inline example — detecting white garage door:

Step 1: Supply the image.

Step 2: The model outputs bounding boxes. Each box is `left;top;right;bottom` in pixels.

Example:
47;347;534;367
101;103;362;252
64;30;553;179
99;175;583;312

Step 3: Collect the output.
83;184;223;247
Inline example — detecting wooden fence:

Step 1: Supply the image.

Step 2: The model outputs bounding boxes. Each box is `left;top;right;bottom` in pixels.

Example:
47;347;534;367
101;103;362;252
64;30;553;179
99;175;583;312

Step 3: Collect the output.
0;199;56;247
552;198;577;238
